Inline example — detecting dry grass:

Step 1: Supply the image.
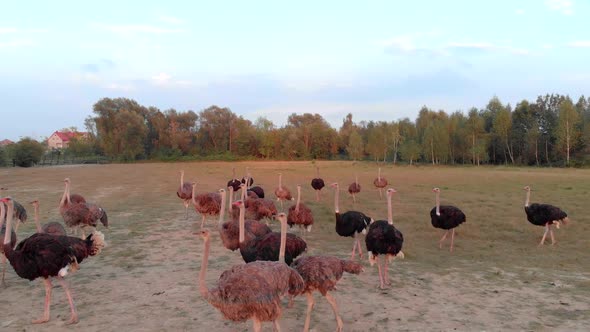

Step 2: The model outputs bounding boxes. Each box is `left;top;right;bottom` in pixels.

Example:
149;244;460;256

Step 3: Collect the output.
0;161;589;331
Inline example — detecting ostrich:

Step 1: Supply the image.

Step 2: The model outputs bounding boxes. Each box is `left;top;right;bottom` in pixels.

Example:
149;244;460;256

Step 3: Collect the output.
238;206;307;265
348;174;361;203
57;179;86;210
219;197;271;251
248;186;265;199
330;182;372;260
365;188;404;289
197;228;304;332
373;168;388;199
430;187;466;252
274;173;293;210
241;167;254;187
292;255;364;332
523;186;569;246
60;179;108;237
0;187;28;232
191;182;222;229
30;200;67;236
287;184;314;233
1;197;106;324
227;167;242;195
310;166;325;202
230;184;277;223
177;170;193;219
0;201;17;287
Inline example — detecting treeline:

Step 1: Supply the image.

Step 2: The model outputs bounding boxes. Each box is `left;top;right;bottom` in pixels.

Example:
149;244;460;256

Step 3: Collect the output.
3;94;588;167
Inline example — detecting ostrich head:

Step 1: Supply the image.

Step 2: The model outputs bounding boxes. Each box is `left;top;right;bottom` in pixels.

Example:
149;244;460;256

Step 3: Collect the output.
523;185;531;191
232;200;244;208
276;212;287;223
218;188;225;194
191;182;197;188
64;178;71;184
197;229;210;239
387;188;397;195
29;199;39;207
432;187;440;193
330;182;339;189
180;170;184;175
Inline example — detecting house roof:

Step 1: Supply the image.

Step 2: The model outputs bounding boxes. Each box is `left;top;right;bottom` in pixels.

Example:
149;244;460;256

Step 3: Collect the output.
52;131;88;142
0;139;14;146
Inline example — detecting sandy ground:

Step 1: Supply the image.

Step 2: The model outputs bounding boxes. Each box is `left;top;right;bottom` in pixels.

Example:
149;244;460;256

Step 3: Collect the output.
0;162;588;331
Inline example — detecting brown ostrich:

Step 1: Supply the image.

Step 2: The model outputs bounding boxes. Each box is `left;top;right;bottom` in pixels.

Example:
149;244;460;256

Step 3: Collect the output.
177;170;193;219
274;173;293;210
191;182;222;229
2;197;106;324
57;179;86;212
348;174;361;203
232;184;277;222
292;255;364;332
30;200;67;236
197;228;304;332
373;167;388;199
310;166;325;202
219;197;271;251
287;184;314;234
60;179;108;237
0;187;28;233
0;201;17;286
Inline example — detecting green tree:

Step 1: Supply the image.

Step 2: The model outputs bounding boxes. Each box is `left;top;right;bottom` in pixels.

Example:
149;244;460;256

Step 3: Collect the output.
66;137;94;157
346;130;364;160
12;138;46;167
466;108;485;165
556;97;581;165
399;139;421;165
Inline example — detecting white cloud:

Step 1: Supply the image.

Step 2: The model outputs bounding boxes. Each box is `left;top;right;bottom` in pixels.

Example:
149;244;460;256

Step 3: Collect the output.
545;0;574;15
0;39;33;48
151;72;194;87
158;16;184;24
0;27;18;34
567;41;590;47
92;23;185;34
515;9;526;15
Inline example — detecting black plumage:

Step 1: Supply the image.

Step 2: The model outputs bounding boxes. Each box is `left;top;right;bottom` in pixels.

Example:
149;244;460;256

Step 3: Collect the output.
227;179;241;192
430;205;466;230
524;204;568;227
249;186;265;199
240;232;307;265
365;220;404;258
311;178;325;191
335;211;371;237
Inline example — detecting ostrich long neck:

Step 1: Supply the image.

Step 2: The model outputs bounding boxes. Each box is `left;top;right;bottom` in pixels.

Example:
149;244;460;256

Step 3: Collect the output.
198;235;211;299
387;192;393;225
180;171;184;187
525;190;530;207
279;216;287;263
435;191;440;216
246;172;252;189
278;174;283;189
0;203;5;232
228;187;234;211
34;203;42;233
334;186;340;213
295;186;301;211
355;174;359;185
232;167;236;179
218;192;226;224
66;181;72;204
3;201;14;251
316;167;320;178
238;204;245;244
378;168;382;181
191;184;197;205
59;183;68;207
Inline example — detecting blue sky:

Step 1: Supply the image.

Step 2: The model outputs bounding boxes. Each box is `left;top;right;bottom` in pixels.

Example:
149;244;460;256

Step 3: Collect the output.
1;0;589;141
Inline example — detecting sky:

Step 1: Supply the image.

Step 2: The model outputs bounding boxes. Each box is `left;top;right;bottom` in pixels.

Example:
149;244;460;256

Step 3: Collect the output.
1;0;589;141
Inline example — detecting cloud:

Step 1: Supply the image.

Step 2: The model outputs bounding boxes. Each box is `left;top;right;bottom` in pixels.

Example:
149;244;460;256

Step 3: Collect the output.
567;41;590;47
158;16;184;24
448;42;530;55
0;39;33;48
515;9;526;15
151;73;193;87
105;83;136;92
545;0;574;15
0;27;18;34
81;59;116;73
92;23;185;34
379;32;447;57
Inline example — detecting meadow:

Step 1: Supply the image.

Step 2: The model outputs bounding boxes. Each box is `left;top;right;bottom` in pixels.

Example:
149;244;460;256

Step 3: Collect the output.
0;161;589;331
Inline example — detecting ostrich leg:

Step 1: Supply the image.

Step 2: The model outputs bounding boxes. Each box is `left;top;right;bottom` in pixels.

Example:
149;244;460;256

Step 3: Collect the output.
315;190;320;202
379;188;383;199
303;292;315;332
200;215;206;229
350;238;357;260
252;318;262;332
377;256;385;289
449;229;456;252
549;225;556;245
32;278;52;324
1;255;6;287
356;236;364;259
184;202;189;219
539;224;550;246
57;277;78;324
439;230;449;249
273;319;282;332
384;256;391;286
325;292;344;332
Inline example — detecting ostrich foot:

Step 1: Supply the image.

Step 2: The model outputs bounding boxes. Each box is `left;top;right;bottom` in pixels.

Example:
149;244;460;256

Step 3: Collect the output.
32;316;50;324
66;314;79;325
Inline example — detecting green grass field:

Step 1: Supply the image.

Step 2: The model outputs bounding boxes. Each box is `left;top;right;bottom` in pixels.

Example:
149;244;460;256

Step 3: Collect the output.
0;161;588;331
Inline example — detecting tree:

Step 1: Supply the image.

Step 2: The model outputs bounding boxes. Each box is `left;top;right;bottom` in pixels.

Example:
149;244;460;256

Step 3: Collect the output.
197;106;237;154
346;130;364;160
556;97;580;165
490;99;515;164
466;108;485;165
399;140;421;165
113;109;148;161
12;138;46;167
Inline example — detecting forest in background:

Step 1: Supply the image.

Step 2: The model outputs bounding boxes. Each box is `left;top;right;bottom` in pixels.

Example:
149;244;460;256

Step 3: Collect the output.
2;93;589;167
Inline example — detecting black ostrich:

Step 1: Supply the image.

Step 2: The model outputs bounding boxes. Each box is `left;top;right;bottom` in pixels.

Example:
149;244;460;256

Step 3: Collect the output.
330;183;372;260
365;188;404;289
227;167;242;198
523;186;569;246
248;186;265;199
241;167;254;188
430;187;466;252
310;166;325;202
1;197;106;324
